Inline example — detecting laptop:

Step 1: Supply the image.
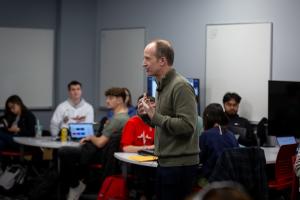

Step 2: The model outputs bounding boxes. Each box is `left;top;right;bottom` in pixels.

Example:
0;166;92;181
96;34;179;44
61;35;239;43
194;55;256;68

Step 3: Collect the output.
228;126;247;138
276;136;297;146
69;123;94;140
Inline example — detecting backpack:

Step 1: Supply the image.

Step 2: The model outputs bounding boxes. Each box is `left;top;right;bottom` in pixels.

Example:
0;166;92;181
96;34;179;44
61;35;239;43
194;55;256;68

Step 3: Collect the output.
98;175;127;200
0;164;27;191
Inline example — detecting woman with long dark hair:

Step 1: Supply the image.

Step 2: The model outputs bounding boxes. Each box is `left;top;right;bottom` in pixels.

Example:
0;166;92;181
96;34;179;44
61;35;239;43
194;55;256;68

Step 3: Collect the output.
199;103;239;182
0;95;36;150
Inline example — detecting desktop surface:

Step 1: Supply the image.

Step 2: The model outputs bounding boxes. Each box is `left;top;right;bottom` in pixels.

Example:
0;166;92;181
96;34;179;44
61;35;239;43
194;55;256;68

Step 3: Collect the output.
14;136;80;149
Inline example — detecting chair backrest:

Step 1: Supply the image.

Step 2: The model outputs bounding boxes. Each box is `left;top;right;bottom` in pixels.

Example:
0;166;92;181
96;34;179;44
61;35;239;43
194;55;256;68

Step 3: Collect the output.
99;135;122;183
209;147;268;200
291;155;298;200
257;117;268;146
274;143;298;183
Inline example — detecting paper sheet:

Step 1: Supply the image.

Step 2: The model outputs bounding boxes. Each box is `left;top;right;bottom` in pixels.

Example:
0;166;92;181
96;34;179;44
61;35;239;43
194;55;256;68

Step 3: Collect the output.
128;155;158;162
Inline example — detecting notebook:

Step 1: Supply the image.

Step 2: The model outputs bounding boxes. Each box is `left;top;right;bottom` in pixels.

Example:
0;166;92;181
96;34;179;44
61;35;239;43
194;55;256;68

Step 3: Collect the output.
276;136;297;146
69;123;94;140
128;155;158;162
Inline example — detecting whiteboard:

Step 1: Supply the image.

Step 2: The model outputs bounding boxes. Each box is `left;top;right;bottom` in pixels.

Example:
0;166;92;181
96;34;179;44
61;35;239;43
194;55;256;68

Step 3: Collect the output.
205;23;272;122
0;27;54;109
99;28;145;107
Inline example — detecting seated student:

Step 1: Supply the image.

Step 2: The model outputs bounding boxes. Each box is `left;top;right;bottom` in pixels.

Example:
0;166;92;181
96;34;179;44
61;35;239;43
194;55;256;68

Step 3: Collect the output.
107;87;136;119
121;94;155;153
120;94;155;200
98;87;136;135
50;80;94;136
223;92;258;147
199;103;239;182
58;87;130;200
0;95;36;150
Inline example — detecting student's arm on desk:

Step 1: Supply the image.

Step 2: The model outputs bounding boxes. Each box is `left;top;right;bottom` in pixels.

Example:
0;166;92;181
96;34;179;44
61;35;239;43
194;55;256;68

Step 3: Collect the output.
123;145;154;153
80;135;109;148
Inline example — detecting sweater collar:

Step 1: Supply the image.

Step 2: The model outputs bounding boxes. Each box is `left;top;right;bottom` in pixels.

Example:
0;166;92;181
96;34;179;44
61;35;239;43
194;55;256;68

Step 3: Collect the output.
156;68;176;92
67;98;85;109
226;113;240;120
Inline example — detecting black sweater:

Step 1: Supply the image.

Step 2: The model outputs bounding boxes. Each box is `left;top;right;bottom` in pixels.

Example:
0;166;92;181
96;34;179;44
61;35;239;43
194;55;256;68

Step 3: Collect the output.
3;110;36;137
226;114;258;147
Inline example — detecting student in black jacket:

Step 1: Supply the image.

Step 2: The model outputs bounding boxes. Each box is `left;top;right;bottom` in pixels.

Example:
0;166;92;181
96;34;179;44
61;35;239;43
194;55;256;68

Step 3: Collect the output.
223;92;258;147
0;95;36;150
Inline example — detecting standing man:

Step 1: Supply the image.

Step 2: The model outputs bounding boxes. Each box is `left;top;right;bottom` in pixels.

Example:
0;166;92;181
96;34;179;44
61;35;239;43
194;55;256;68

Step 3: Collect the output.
223;92;257;146
50;80;94;136
139;39;199;200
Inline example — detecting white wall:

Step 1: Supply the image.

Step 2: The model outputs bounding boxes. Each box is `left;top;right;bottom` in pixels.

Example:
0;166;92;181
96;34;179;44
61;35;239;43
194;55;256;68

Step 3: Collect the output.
97;0;300;115
1;0;300;126
0;0;97;129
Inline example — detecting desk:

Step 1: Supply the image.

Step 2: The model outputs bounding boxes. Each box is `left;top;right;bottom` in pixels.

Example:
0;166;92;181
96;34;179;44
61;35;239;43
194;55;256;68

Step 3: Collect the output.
13;136;80;149
114;152;157;168
115;147;279;167
262;146;279;164
14;136;80;200
115;149;279;166
13;136;80;170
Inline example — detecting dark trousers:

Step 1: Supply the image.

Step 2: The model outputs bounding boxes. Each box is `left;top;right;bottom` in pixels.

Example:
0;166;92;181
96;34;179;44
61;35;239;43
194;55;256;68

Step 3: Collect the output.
156;164;198;200
58;142;102;189
129;165;156;199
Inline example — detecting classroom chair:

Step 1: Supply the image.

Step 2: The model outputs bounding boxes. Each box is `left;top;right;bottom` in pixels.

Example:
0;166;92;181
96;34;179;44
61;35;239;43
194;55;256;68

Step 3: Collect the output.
290;155;298;200
209;147;268;200
268;143;298;199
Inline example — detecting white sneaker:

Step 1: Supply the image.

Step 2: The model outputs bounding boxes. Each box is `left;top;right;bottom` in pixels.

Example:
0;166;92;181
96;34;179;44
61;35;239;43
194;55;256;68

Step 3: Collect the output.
67;181;86;200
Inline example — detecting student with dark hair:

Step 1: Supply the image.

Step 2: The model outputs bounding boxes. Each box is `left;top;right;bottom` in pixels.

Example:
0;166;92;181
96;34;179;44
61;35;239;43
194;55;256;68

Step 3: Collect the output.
0;95;36;150
121;94;156;199
198;181;252;200
50;80;94;136
97;88;136;136
106;87;137;120
223;92;257;147
199;103;238;180
58;87;129;200
121;94;155;153
99;88;137;135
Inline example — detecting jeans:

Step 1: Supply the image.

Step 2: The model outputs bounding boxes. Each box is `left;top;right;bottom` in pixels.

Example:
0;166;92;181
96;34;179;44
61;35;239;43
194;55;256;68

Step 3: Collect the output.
58;142;102;188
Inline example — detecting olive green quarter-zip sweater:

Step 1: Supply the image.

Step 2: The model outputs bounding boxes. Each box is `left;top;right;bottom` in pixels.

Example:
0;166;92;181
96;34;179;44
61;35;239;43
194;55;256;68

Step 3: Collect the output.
152;68;199;167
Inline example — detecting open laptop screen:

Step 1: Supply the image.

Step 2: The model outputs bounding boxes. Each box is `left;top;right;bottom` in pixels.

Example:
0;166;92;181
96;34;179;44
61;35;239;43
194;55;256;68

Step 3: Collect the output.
276;136;297;146
69;123;94;140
